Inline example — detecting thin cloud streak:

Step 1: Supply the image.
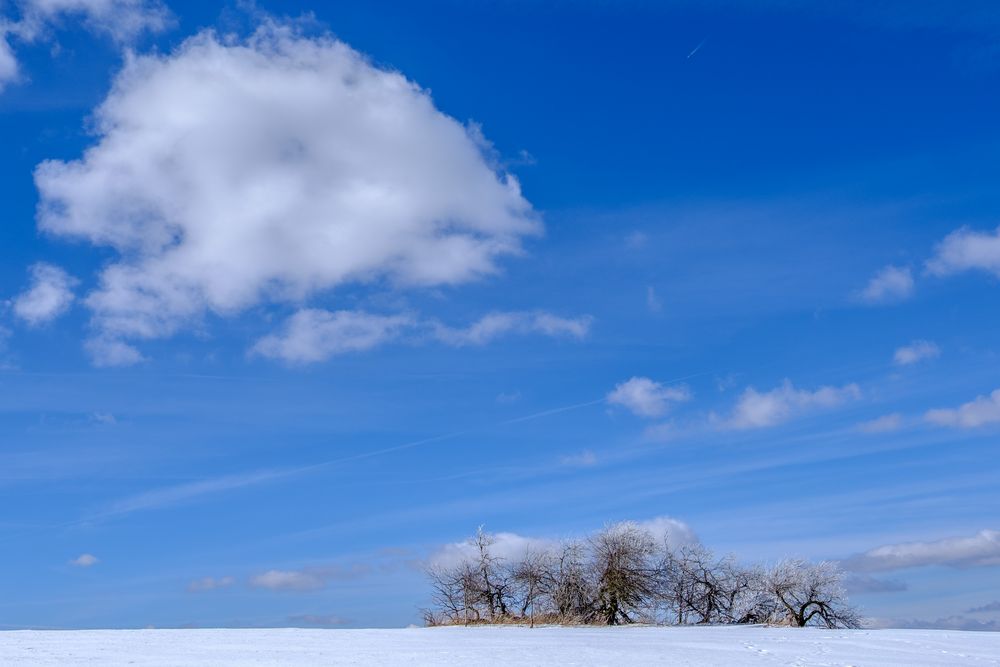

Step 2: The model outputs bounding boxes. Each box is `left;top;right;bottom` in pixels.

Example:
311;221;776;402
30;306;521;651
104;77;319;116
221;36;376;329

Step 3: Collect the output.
687;38;706;59
83;371;711;523
83;396;613;523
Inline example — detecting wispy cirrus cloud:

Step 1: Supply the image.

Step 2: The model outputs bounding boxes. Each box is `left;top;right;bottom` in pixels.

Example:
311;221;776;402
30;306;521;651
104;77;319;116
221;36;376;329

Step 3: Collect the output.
431;311;592;347
559;449;598;467
187;576;235;593
857;413;903;433
88;469;289;522
251;309;592;364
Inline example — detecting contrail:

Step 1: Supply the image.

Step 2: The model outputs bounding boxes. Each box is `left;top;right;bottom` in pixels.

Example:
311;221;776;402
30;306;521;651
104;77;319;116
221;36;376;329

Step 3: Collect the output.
242;369;710;479
76;371;714;524
687;39;706;59
291;396;612;474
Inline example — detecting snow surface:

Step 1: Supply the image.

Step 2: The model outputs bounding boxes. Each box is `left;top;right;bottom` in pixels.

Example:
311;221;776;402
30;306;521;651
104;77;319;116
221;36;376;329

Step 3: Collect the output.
0;625;997;665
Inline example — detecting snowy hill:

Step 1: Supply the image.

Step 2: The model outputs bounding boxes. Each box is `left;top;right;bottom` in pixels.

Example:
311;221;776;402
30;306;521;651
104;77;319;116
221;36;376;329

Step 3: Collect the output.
0;626;997;665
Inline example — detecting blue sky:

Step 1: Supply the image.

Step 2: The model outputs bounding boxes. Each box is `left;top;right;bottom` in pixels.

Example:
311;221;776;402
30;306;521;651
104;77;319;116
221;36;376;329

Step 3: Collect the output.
1;0;999;630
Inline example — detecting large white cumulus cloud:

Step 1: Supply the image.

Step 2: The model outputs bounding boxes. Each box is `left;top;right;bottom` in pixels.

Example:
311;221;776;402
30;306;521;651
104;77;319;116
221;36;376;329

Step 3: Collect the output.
35;21;540;359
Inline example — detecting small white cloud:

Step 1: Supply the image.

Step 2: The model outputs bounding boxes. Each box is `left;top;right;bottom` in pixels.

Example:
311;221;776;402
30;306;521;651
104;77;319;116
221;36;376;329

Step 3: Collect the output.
433;311;591;347
248;564;370;592
0;27;18;91
857;413;902;433
893;340;940;366
925;389;1000;429
187;576;235;592
90;412;117;425
725;379;861;429
646;286;662;313
1;0;170;94
249;569;326;592
12;263;77;326
857;265;914;304
560;449;598;467
606;377;691;419
70;553;98;567
84;336;145;367
251;309;413;364
495;391;521;404
843;529;1000;572
715;374;739;392
625;231;648;248
926;225;1000;278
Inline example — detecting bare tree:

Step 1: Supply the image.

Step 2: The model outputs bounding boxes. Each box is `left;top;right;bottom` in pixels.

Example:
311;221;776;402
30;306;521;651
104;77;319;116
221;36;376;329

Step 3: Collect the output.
511;547;550;627
469;527;514;621
658;544;750;625
765;560;861;628
425;559;479;625
727;564;781;625
423;527;517;625
678;544;725;624
590;522;660;625
544;540;595;623
658;545;693;624
423;526;864;629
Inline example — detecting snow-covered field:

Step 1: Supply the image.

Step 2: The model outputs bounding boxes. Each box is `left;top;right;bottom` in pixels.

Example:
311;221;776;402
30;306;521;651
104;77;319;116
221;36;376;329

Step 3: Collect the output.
0;626;997;666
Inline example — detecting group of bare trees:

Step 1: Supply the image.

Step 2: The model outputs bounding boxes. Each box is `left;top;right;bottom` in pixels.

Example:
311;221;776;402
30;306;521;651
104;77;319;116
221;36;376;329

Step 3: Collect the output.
424;523;860;629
